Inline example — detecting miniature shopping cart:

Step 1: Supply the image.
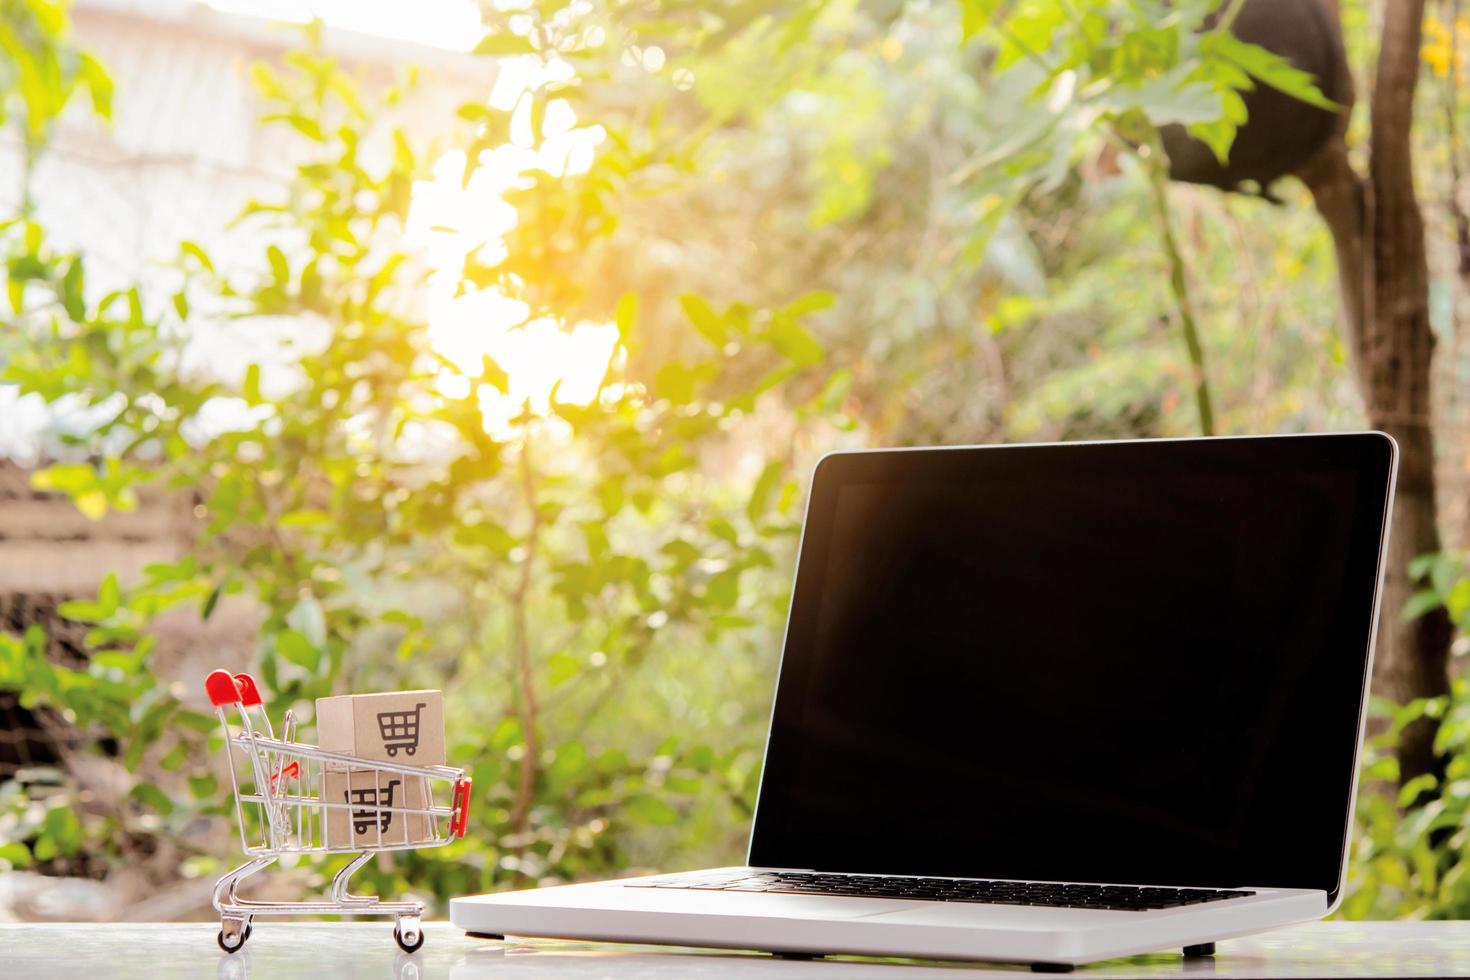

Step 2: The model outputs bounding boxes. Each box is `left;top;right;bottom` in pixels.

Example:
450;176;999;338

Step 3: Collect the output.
378;702;426;757
205;670;472;955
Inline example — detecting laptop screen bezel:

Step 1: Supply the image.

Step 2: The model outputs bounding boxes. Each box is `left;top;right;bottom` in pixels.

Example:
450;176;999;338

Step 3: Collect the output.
745;433;1397;901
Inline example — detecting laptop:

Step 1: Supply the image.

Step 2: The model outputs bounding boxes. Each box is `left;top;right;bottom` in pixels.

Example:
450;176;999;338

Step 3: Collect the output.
452;433;1397;971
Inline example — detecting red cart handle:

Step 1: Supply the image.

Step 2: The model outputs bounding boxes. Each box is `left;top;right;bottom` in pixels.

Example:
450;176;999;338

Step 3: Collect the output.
450;776;473;839
205;669;265;708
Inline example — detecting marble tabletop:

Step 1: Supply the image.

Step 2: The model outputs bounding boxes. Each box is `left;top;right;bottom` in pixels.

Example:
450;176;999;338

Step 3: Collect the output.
2;921;1468;980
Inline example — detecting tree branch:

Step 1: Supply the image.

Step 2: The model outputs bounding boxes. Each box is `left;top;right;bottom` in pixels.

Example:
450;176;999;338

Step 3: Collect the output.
1365;0;1431;425
1146;151;1216;436
507;426;543;841
1297;136;1369;385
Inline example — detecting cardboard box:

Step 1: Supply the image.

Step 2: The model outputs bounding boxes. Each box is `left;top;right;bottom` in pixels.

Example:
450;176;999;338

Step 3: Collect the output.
316;690;445;768
321;769;435;848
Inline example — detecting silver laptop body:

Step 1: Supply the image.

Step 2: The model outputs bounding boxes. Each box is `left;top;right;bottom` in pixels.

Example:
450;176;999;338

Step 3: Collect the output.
453;434;1398;970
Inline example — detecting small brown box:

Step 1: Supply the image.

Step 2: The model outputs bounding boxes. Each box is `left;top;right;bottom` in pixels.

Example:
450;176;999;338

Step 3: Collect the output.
315;690;445;769
321;770;434;848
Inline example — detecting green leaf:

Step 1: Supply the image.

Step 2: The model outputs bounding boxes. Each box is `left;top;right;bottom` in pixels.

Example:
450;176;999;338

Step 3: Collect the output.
1186;119;1237;167
1409;553;1439;581
60;258;85;321
0;842;32;868
473;33;537;56
549;741;589;782
1403;589;1443;623
98;573;121;617
161;741;189;771
31;462;95;495
481;355;510;394
1430;554;1461;598
266;245;289;287
615;292;638;346
490;716;523;751
279;509;329;528
276;628;320;670
598;475;626;516
262;113;324;141
243;363;261;403
767;316;824;366
747;462;783;521
77;52;114;120
1202;33;1338;112
960;0;1003;41
58;599;104;621
708;517;739;544
1111;68;1225;127
180;240;214;273
680;294;725;346
129;783;175;815
706;567;742;609
40;806;82;857
625;794;680;825
548;652;581;687
784;291;835;318
1398;772;1440;808
201;585;222;620
74;492;108;520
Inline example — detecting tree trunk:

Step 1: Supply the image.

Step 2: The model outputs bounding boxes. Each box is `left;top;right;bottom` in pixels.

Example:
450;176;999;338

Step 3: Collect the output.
1297;0;1451;783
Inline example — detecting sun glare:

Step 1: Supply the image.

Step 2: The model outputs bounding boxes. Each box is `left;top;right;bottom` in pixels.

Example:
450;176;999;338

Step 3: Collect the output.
207;0;614;438
405;91;613;438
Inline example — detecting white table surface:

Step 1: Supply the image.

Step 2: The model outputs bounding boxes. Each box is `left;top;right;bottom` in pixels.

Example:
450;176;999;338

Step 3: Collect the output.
2;921;1469;979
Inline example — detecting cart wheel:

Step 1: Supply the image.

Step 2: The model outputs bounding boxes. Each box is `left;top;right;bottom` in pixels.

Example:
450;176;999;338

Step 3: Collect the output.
394;919;425;953
218;914;250;953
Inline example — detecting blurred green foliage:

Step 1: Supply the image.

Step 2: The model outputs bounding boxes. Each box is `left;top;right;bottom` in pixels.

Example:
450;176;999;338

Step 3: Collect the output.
0;0;839;900
1342;554;1470;918
0;0;1465;923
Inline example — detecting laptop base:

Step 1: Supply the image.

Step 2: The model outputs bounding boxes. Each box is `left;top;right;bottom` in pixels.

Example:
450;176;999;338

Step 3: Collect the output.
453;869;1329;968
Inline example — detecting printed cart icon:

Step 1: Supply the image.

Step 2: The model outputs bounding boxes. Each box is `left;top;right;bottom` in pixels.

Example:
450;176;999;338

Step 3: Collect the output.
347;778;401;835
377;703;427;757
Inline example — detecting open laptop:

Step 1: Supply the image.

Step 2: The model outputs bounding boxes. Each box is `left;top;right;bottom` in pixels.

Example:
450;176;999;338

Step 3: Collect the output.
452;433;1397;972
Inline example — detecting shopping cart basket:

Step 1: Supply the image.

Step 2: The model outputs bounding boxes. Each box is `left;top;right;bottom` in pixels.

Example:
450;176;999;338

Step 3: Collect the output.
205;670;472;954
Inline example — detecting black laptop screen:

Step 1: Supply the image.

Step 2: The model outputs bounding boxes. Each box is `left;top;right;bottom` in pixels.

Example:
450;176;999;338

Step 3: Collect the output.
748;435;1394;898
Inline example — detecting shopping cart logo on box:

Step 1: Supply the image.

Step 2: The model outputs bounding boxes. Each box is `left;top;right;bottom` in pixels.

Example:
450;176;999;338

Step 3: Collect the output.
377;702;427;757
346;778;401;835
204;670;471;956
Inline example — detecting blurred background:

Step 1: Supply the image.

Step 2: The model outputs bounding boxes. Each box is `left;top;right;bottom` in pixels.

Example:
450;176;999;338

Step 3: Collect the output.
2;0;1469;925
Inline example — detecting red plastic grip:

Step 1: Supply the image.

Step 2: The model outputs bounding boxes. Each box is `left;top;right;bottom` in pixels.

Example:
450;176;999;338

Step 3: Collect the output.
233;673;264;707
205;670;266;708
205;669;242;707
451;777;473;839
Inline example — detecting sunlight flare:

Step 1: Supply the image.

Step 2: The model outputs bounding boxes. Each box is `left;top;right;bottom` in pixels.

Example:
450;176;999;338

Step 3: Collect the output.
405;103;612;437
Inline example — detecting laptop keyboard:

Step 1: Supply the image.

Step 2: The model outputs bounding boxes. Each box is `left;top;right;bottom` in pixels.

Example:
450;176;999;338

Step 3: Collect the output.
628;871;1254;911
